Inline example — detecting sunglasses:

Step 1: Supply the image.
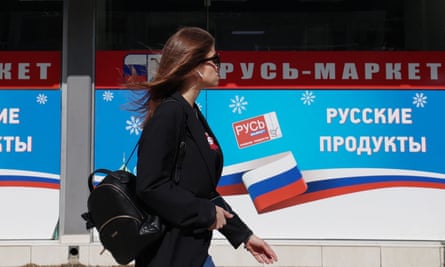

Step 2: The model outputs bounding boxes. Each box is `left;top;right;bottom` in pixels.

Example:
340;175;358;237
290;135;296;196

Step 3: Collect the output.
199;53;221;68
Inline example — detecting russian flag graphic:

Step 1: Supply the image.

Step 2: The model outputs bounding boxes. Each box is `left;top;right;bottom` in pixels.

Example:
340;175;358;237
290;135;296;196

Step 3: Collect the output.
123;54;148;83
219;152;307;213
0;169;60;189
219;162;445;214
217;172;247;195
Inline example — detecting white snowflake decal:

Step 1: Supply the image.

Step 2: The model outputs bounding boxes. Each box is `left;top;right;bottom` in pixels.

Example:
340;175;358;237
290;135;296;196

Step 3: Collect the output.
412;92;427;108
300;90;316;106
125;116;142;135
102;90;114;102
36;93;48;104
229;95;248;114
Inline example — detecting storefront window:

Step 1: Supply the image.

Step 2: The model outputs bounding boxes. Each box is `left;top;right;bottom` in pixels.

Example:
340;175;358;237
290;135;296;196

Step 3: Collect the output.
1;0;63;240
93;0;445;242
96;0;445;51
0;0;62;50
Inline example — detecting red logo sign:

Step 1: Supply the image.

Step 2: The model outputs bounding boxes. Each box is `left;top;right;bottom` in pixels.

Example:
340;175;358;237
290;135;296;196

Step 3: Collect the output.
232;112;282;148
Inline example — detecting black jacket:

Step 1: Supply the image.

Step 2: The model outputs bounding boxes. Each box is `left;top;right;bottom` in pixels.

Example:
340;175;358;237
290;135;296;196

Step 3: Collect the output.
135;92;252;267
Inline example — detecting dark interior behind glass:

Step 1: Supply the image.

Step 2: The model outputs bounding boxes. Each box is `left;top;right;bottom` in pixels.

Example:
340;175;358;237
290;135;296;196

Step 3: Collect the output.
1;0;444;51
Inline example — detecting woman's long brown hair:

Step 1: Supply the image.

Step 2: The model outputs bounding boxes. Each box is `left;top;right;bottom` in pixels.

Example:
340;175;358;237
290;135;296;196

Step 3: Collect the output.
128;26;215;127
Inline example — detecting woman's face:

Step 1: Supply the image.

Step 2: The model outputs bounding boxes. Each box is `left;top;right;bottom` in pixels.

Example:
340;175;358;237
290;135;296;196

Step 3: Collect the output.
197;47;220;87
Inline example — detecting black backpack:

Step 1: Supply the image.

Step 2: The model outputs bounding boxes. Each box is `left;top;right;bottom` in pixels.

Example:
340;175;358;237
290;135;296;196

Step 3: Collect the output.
81;168;166;265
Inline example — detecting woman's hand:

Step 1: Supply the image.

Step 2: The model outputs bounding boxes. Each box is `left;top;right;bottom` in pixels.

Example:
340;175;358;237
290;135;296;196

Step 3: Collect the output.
208;205;234;230
244;234;278;264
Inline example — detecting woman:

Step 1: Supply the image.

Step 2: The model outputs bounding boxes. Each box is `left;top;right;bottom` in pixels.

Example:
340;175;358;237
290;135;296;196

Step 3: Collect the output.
134;26;278;267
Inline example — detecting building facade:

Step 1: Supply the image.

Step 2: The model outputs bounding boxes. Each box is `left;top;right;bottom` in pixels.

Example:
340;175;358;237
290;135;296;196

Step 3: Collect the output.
1;0;445;266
